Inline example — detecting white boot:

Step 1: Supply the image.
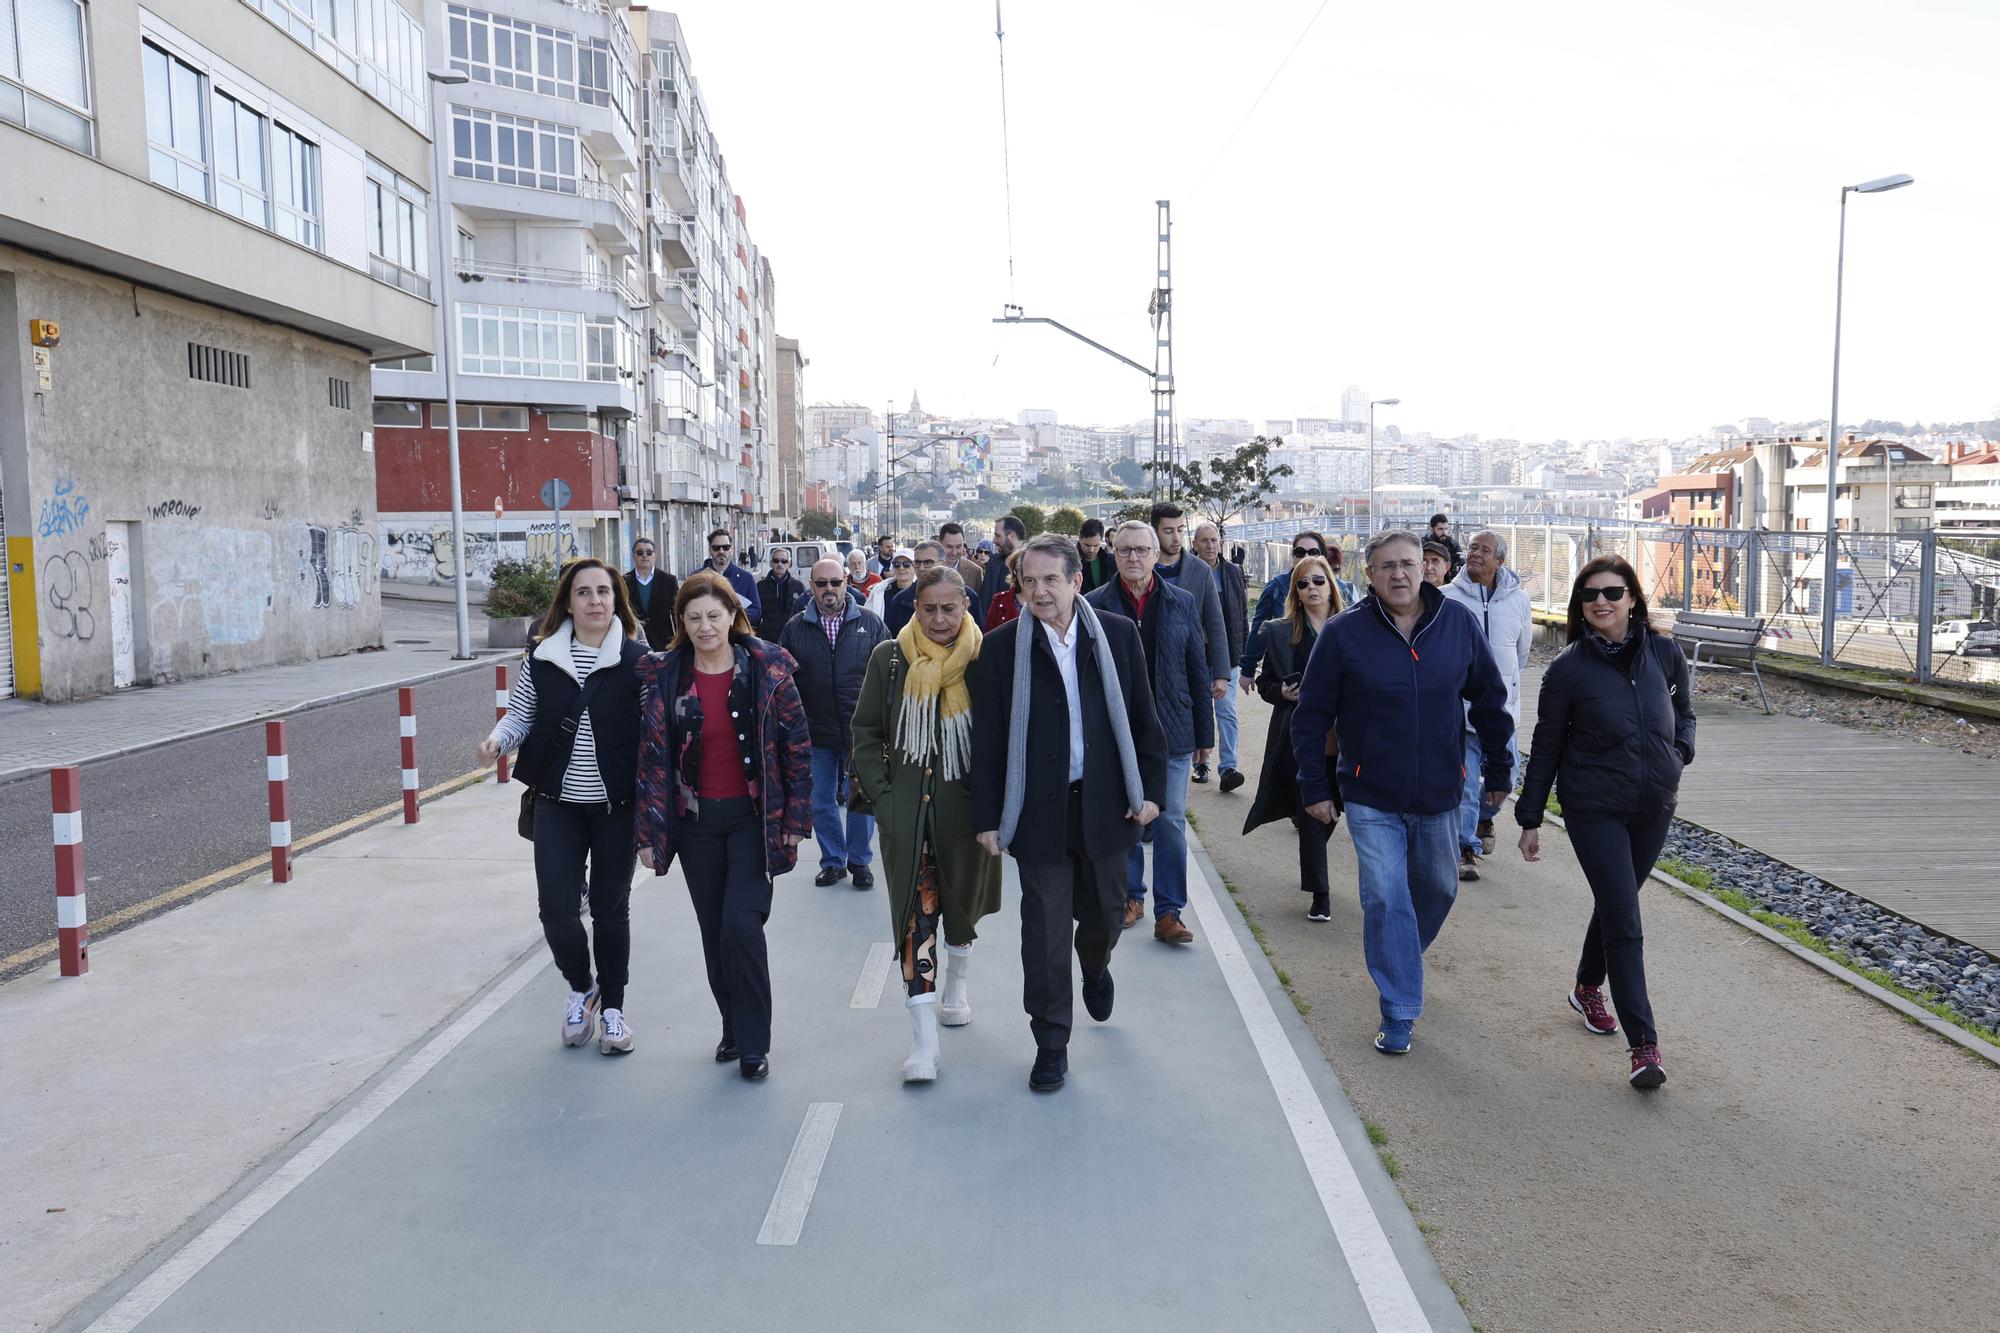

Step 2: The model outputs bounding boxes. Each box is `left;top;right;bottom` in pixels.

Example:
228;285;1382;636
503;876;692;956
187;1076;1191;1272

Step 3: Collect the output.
902;995;939;1082
939;943;973;1027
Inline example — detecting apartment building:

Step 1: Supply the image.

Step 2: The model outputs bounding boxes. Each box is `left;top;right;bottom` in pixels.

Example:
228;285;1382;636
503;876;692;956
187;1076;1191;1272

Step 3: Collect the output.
370;4;784;582
774;335;806;523
1;0;435;701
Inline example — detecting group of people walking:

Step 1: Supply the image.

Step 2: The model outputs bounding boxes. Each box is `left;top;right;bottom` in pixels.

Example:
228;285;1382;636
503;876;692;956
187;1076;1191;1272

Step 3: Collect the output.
481;505;1694;1095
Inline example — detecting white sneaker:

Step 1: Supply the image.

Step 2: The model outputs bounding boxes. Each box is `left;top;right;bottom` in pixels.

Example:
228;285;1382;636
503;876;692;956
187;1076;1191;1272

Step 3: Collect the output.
902;998;939;1082
939;944;973;1027
599;1007;634;1056
563;988;600;1047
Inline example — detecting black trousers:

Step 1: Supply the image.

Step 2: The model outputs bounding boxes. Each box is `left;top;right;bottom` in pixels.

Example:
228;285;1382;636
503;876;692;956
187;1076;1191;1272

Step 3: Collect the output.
1015;786;1130;1052
678;796;775;1057
1569;804;1674;1048
532;796;636;1011
1292;812;1337;896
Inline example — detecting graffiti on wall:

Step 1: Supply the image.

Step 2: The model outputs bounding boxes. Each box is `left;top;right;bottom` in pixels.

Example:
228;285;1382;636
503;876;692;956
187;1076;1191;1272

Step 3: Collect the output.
148;526;275;651
381;522;585;584
42;551;96;641
37;475;90;539
288;523;378;609
148;498;203;520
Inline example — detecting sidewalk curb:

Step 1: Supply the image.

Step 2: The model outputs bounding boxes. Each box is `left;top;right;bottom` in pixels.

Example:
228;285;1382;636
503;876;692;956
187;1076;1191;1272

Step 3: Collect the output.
1186;827;1475;1333
1537;810;2000;1070
0;654;517;790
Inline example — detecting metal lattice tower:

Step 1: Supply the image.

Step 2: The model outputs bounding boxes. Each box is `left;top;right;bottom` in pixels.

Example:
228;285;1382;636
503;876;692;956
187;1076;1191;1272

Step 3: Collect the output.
1149;200;1176;489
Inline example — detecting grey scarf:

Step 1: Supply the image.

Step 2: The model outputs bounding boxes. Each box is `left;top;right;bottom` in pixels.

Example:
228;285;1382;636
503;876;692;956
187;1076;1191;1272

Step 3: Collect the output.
996;597;1145;849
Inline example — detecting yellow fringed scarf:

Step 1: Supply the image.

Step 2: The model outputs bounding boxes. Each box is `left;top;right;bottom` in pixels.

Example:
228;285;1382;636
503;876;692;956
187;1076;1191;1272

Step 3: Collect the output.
894;614;982;780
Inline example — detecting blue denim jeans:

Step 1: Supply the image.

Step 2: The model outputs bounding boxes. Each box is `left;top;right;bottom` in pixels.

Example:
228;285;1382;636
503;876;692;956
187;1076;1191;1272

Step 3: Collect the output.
1214;668;1240;772
1345;802;1460;1022
1458;729;1520;853
809;746;873;870
1128;752;1193;918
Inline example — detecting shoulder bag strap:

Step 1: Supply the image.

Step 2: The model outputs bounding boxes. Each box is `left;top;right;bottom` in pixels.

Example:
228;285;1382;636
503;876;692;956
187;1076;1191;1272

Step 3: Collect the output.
544;660;614;789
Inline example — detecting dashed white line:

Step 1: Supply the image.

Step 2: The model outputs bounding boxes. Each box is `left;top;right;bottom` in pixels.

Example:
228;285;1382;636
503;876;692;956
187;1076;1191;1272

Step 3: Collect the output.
848;941;895;1008
756;1102;843;1246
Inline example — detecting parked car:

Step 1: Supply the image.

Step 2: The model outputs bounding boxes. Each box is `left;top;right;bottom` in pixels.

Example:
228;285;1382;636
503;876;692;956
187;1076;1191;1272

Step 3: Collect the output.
1933;619;2000;656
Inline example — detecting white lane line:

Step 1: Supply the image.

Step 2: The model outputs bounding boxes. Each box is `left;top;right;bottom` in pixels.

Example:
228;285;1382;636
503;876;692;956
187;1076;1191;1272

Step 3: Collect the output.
88;944;548;1333
1185;846;1434;1333
756;1101;843;1246
848;941;895;1009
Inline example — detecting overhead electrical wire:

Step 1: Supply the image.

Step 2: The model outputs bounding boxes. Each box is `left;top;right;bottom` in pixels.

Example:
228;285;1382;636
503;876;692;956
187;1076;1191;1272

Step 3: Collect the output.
1189;0;1332;196
995;0;1018;301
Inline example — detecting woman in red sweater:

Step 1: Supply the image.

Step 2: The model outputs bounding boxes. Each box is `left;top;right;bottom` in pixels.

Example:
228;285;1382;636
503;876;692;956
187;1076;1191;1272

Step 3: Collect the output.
634;573;812;1080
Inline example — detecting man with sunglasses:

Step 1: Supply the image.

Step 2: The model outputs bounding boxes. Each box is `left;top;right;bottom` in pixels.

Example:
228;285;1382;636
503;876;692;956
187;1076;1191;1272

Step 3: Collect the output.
755;548;806;642
704;528;762;626
885;540;983;635
1240;531;1336;690
624;538;678;649
1291;529;1514;1058
778;558;890;888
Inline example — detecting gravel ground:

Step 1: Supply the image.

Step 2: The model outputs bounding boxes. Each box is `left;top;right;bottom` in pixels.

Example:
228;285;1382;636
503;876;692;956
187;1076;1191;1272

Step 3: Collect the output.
1660;823;2000;1037
1528;638;2000;760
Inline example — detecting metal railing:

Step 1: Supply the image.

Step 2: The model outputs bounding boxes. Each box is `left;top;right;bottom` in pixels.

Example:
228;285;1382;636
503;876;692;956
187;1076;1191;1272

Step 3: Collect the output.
1236;513;2000;688
453;259;643;308
576;178;641;235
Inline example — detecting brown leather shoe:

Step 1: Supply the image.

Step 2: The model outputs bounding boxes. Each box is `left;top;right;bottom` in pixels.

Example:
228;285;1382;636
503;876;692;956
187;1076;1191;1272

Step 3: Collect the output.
1121;898;1146;930
1154;912;1194;945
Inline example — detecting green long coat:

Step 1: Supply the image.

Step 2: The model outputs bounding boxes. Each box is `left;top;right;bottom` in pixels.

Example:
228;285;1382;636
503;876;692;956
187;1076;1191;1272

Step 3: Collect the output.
849;640;1003;947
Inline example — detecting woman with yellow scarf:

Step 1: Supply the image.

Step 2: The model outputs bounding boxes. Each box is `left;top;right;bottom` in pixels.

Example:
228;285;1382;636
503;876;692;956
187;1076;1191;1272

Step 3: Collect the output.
850;566;1003;1082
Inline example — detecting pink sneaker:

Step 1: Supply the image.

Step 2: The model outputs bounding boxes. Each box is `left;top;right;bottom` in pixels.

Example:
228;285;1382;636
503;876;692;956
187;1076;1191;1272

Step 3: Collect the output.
1567;985;1618;1035
1629;1044;1666;1089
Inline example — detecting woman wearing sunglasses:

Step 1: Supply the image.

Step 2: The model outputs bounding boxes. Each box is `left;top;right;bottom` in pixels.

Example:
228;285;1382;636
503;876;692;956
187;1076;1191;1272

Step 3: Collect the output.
1516;556;1695;1090
1242;555;1345;922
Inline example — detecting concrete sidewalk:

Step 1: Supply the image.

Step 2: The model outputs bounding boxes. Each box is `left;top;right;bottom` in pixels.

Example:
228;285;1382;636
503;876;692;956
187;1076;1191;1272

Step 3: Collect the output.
9;780;1466;1332
0;600;510;786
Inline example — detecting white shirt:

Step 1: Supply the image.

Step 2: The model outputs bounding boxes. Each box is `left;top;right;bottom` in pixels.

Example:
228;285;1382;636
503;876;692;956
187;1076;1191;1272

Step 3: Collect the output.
1039;613;1086;783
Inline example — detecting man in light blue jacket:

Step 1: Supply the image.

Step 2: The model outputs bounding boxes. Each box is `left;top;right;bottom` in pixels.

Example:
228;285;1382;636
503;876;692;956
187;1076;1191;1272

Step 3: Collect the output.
1442;529;1535;879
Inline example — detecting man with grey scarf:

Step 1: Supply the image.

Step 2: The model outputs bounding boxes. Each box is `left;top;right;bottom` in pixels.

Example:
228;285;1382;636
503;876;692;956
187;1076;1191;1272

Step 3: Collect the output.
973;534;1167;1094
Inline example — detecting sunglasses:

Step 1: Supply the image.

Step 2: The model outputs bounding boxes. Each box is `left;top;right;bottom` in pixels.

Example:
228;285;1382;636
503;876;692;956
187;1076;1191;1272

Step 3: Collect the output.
1292;547;1323;558
812;579;844;588
633;547;655;556
892;559;913;568
710;544;732;553
1579;585;1629;603
1299;575;1329;586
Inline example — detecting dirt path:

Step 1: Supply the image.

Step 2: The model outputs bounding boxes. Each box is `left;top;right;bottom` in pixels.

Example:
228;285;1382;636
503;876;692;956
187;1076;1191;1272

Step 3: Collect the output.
1191;692;2000;1333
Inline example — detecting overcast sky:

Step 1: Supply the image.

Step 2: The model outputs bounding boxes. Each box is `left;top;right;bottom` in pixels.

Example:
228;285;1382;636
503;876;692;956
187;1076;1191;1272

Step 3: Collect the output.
668;0;1999;442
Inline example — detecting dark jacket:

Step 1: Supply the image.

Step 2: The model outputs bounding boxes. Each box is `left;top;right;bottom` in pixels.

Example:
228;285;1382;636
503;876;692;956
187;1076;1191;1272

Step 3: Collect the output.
886;580;983;636
1290;584;1514;816
969;611;1168;865
633;638;813;879
708;559;762;625
755;571;804;640
979;546;1014;608
1155;551;1230;684
1201;555;1249;670
1079;546;1114;593
1517;632;1696;829
514;631;647;800
624;570;678;650
1242;617;1341;834
1086;578;1214;756
776;600;891;752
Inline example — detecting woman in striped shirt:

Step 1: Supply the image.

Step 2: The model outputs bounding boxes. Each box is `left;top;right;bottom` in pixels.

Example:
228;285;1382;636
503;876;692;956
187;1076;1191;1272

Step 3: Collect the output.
479;557;646;1057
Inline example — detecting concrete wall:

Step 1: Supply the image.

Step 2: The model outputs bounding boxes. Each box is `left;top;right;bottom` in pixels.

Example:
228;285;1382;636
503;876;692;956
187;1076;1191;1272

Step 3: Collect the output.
1;251;382;701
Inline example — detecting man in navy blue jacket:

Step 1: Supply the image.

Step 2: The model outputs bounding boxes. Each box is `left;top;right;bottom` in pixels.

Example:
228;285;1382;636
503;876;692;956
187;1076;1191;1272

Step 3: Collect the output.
1291;529;1514;1056
702;528;762;626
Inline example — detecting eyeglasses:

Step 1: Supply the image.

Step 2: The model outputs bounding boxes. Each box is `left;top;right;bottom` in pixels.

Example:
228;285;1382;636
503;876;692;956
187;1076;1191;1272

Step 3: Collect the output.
892;559;913;568
710;544;732;553
770;557;790;564
1579;585;1629;603
914;558;938;569
1113;545;1155;558
812;579;845;589
1371;559;1419;575
1292;546;1323;558
1299;575;1329;587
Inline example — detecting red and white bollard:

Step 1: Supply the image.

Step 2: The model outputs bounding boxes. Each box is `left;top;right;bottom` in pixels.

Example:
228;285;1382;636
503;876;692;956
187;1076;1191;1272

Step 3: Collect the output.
399;686;420;824
493;665;512;783
51;766;87;976
266;720;293;883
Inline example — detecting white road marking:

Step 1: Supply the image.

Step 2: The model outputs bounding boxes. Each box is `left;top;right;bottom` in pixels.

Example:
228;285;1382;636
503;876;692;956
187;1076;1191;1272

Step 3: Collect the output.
1185;845;1435;1333
86;944;548;1333
848;941;895;1009
756;1101;843;1246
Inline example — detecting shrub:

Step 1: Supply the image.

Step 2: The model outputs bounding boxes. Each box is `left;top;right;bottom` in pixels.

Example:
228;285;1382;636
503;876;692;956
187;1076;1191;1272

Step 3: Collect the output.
485;558;559;619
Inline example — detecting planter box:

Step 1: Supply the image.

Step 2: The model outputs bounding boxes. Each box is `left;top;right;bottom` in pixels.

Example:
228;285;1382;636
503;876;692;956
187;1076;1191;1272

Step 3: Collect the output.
485;615;536;650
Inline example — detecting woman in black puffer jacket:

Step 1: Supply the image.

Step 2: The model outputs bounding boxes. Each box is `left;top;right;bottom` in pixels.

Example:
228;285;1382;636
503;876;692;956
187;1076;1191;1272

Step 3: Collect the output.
1516;556;1695;1091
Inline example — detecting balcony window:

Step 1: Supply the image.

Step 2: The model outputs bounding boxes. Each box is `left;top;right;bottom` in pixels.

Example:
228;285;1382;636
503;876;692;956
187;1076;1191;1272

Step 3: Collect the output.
1;0;94;152
270;122;322;250
458;303;584;380
452;107;578;193
239;0;426;129
212;91;270;227
144;42;209;200
448;6;577;99
366;158;430;297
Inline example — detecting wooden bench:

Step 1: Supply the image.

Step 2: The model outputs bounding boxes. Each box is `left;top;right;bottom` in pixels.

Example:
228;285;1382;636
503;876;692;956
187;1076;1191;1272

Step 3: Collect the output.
1670;610;1772;714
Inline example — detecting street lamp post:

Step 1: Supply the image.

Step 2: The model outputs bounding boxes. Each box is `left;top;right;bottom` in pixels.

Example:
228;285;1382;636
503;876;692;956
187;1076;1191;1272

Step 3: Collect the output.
1820;172;1913;666
427;69;473;659
1368;397;1400;533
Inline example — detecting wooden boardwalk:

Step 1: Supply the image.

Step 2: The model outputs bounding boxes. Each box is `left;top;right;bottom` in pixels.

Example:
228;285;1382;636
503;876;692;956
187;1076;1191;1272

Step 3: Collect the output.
1519;665;2000;956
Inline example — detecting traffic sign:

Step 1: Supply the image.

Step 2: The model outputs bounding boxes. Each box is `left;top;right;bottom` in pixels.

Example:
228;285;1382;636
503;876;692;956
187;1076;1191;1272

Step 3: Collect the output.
539;478;572;509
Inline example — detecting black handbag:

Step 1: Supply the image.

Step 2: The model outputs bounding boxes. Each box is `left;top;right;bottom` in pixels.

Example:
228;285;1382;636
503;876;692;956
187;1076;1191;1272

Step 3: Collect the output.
516;662;613;840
